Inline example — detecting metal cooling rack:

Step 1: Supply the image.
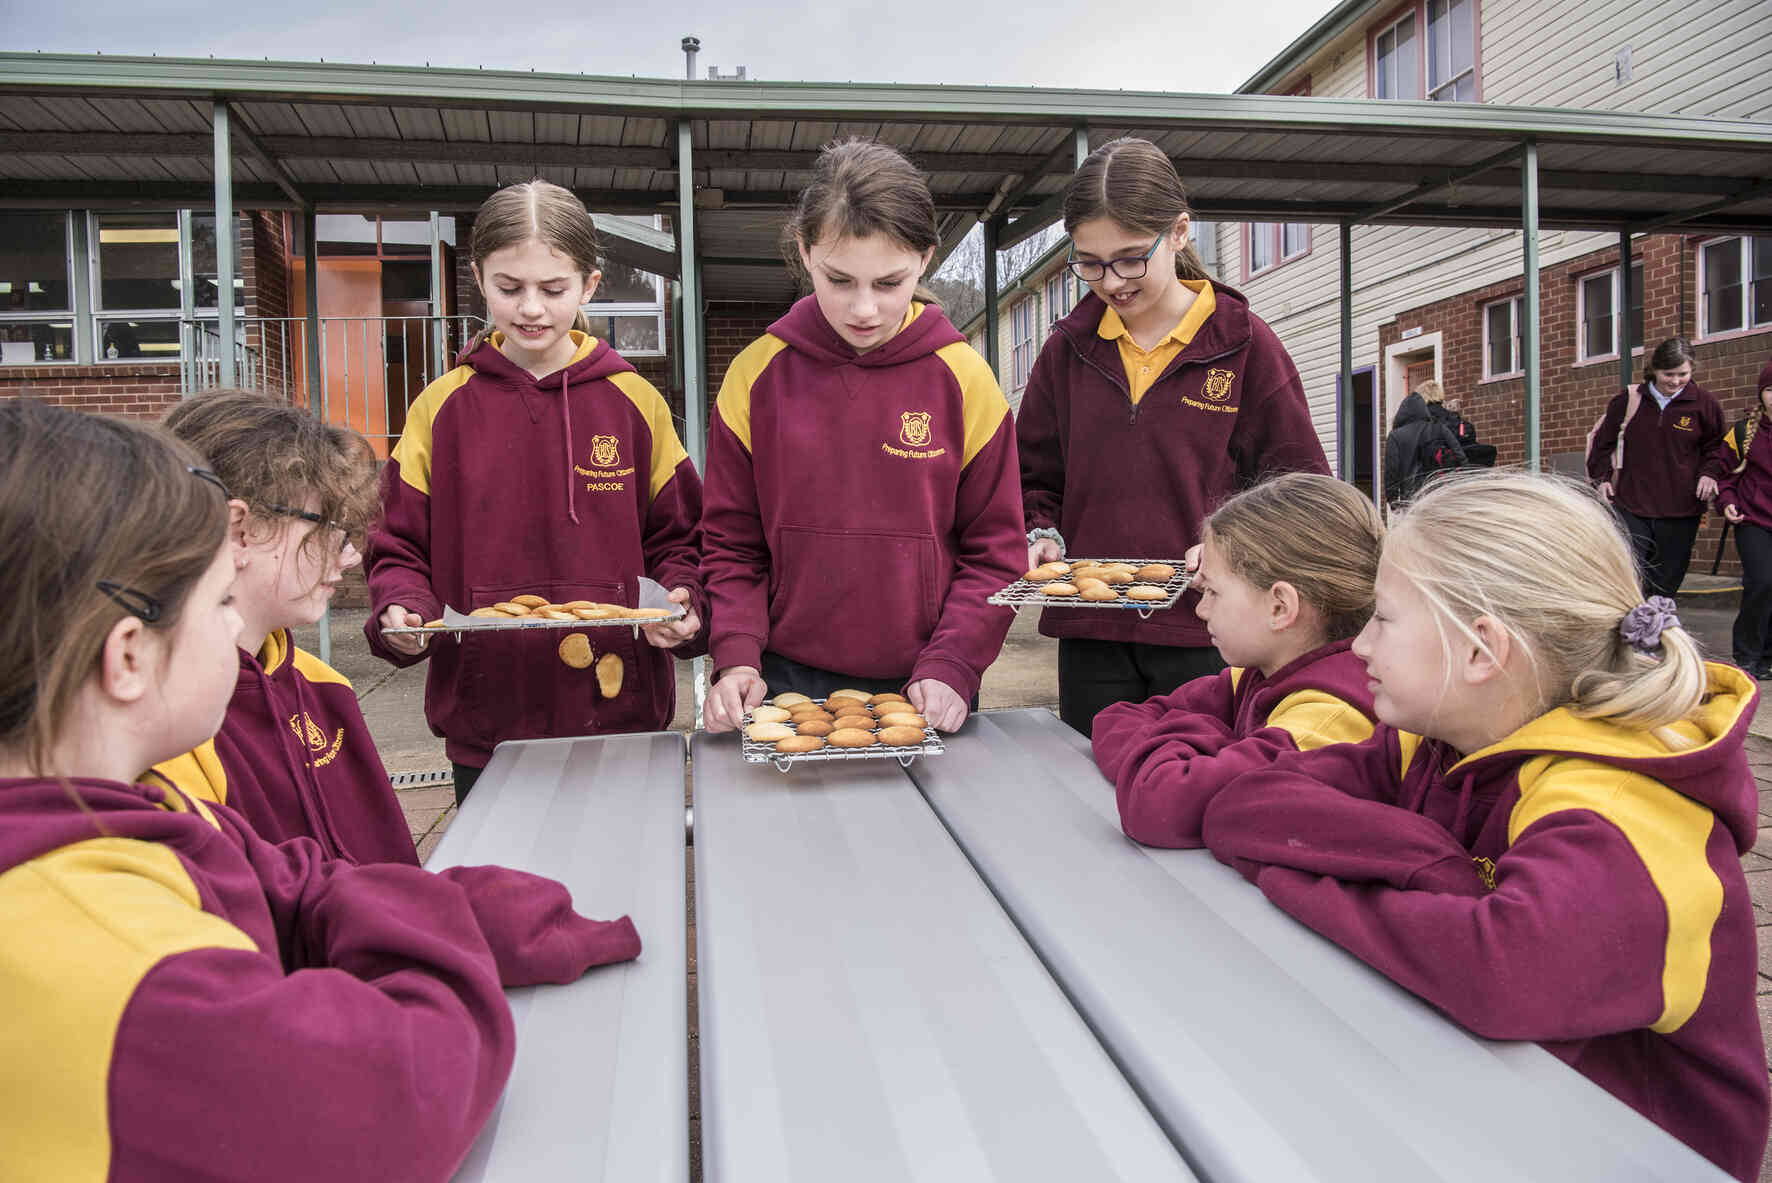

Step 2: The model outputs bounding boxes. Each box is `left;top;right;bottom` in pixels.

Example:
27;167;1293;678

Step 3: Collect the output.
988;558;1192;620
739;698;945;773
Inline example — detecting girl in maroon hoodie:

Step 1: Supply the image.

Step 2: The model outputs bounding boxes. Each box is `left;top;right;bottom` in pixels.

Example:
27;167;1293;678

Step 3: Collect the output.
0;400;639;1182
154;389;417;864
1717;356;1772;678
366;181;705;802
1094;473;1383;848
1017;138;1329;737
1201;469;1768;1181
700;139;1024;733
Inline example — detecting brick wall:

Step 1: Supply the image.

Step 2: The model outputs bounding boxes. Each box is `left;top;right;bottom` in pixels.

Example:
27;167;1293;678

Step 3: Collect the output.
0;365;183;419
1379;233;1772;579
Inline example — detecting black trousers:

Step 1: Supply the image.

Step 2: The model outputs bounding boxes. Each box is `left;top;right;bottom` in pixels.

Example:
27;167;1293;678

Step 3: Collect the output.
451;761;483;807
1616;508;1702;600
758;650;980;711
1057;638;1226;738
1733;522;1772;672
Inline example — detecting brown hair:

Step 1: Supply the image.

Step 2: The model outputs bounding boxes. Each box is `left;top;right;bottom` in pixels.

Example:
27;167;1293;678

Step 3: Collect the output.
1644;336;1696;386
164;388;378;574
1063;137;1211;283
0;400;227;776
468;179;601;348
782;138;940;301
1204;473;1385;642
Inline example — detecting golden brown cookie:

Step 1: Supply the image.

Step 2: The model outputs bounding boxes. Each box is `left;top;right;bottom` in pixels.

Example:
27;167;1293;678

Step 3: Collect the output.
790;707;835;722
832;713;877;731
538;608;578;621
1135;563;1176;582
1042;582;1080;597
773;692;813;708
877;725;928;747
511;594;549;609
1080;584;1120;602
1127;584;1168;601
867;693;909;706
492;601;532;616
422;618;445;629
468;606;505;618
622;607;673;621
826;728;878;748
796;719;835;737
774;735;826;754
750;706;792;724
1023;565;1063;582
596;652;624;697
827;689;870;705
573;606;619;619
558;633;594;669
560;600;596;611
877;712;928;730
745;721;794;743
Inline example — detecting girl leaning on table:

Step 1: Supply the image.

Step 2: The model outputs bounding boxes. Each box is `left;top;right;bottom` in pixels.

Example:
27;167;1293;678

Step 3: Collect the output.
700;139;1024;734
1195;468;1767;1182
366;180;705;804
150;388;418;865
1016;137;1329;739
0;400;641;1182
1094;473;1383;848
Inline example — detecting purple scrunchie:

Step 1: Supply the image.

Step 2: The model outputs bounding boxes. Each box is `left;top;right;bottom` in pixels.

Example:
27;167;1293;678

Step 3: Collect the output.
1619;596;1680;653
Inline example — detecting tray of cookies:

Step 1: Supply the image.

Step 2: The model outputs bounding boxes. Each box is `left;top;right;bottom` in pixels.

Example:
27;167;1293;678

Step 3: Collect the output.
739;690;945;772
382;576;685;637
988;559;1191;620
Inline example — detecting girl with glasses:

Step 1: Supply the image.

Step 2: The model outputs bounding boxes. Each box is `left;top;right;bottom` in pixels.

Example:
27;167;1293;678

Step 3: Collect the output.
1018;137;1329;737
153;388;419;865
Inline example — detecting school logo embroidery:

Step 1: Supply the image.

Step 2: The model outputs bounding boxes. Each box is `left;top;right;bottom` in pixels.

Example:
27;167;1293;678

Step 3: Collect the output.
590;434;621;467
288;713;345;768
574;434;637;492
1201;368;1236;402
1472;856;1497;891
1674;415;1694;432
899;411;933;447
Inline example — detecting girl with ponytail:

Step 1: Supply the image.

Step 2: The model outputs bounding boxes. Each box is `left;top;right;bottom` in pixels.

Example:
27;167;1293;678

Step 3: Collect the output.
1198;468;1767;1182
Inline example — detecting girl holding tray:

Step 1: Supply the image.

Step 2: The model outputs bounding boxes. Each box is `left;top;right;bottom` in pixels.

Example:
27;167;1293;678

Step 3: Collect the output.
0;400;641;1180
699;139;1024;734
1017;137;1328;737
1094;473;1383;847
1200;469;1767;1182
365;180;705;802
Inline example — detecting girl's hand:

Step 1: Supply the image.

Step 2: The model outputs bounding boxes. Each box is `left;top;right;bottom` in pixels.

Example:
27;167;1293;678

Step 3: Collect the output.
1184;544;1203;575
1027;538;1063;569
1724;503;1745;524
641;587;700;649
705;667;767;733
906;679;968;732
1597;480;1614;503
1697;475;1719;501
379;604;429;655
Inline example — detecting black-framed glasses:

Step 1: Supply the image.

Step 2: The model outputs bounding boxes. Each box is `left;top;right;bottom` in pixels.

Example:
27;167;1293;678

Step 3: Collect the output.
262;503;354;553
1067;232;1166;283
188;465;228;496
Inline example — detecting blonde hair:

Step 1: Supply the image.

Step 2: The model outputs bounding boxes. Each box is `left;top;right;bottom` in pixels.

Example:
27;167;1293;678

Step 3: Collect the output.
1387;469;1707;739
467;179;599;349
1415;379;1445;405
1204;473;1384;642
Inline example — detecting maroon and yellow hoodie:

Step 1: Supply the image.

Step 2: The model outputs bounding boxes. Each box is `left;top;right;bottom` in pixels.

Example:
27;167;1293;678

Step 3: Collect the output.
151;630;416;865
365;332;704;768
1093;640;1377;848
1716;360;1772;528
1018;286;1329;649
1200;663;1768;1182
0;774;640;1181
701;297;1023;702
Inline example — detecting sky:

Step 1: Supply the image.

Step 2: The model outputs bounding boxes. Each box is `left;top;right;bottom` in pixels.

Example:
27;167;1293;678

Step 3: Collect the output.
4;0;1337;94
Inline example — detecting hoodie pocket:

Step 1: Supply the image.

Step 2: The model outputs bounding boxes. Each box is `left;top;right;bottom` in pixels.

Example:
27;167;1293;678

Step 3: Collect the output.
454;579;645;749
769;526;942;675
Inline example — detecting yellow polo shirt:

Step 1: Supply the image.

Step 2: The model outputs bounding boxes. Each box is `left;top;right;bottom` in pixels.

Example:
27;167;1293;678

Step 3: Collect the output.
1097;280;1217;405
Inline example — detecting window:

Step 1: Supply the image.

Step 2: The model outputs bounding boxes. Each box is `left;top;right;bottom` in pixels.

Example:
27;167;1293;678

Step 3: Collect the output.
1374;11;1419;99
1043;272;1074;327
94;211;243;362
1577;262;1644;362
1245;223;1310;278
1010;295;1037;390
1483;295;1523;379
0;211;74;364
1698;236;1772;339
582;220;668;357
1426;0;1477;101
1372;0;1479;101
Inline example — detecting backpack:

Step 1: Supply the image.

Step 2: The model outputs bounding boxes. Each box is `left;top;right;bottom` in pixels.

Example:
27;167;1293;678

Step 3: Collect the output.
1414;425;1462;481
1586;385;1644;483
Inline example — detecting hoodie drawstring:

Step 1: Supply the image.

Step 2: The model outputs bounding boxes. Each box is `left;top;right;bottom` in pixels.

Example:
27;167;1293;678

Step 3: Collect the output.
561;370;580;525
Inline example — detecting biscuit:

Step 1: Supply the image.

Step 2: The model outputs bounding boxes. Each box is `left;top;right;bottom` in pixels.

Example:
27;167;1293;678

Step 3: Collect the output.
538;608;578;621
774;735;826;754
751;706;792;723
558;633;593;669
492;601;532;616
1042;582;1080;597
826;728;878;748
1135;563;1176;582
867;693;908;706
510;594;549;609
877;725;928;747
796;719;835;737
1023;565;1062;582
1127;584;1168;601
1045;561;1072;575
877;712;928;729
622;607;673;621
790;707;835;722
560;600;596;611
468;606;505;618
745;721;794;742
1080;584;1120;602
773;692;813;708
422;619;445;629
573;606;619;619
827;689;870;704
596;652;624;697
833;713;876;730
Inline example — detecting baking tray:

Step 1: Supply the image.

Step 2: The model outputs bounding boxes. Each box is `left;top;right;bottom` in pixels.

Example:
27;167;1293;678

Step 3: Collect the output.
739;697;945;773
988;558;1192;620
382;576;685;638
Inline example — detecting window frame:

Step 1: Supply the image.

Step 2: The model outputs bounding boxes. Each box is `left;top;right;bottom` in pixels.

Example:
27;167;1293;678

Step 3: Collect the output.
87;210;245;367
1574;260;1644;365
582;218;669;357
1368;0;1483;102
1010;293;1038;390
1696;234;1772;343
0;210;76;365
1242;222;1312;281
1481;294;1523;381
1043;271;1075;328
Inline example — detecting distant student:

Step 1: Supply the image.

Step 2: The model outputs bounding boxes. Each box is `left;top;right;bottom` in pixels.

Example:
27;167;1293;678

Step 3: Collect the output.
1383;379;1467;509
1094;473;1383;846
1017;137;1329;738
1200;469;1768;1182
152;389;416;864
0;400;640;1180
1717;357;1772;679
699;138;1023;733
366;180;705;803
1587;336;1726;598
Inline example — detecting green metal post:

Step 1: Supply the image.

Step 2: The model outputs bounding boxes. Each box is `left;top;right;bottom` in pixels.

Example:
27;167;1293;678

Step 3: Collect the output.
212;101;236;387
1339;221;1356;486
302;204;329;665
429;210;446;380
1521;140;1540;471
176;209;196;391
1074;125;1089;168
676;120;705;470
69;212;93;365
1618;228;1634;394
982;216;1001;376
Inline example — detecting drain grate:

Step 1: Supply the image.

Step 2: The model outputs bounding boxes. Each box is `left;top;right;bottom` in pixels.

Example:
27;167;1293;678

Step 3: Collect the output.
389;769;454;789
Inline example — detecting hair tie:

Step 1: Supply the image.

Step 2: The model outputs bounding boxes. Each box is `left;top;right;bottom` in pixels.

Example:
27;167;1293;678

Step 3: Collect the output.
1619;596;1680;653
